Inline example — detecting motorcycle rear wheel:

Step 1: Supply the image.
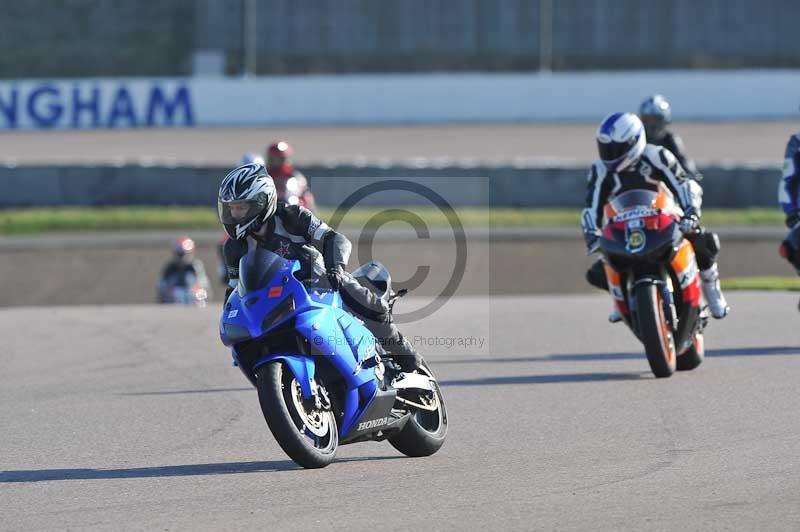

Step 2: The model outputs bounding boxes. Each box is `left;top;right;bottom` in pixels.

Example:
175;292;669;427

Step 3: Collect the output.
388;363;448;457
677;332;705;371
256;361;338;469
635;283;677;378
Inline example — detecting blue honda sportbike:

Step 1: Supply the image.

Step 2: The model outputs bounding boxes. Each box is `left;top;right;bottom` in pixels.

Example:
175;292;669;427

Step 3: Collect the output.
219;249;448;468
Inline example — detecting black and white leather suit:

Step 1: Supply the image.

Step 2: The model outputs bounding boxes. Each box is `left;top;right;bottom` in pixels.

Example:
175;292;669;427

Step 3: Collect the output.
582;144;719;290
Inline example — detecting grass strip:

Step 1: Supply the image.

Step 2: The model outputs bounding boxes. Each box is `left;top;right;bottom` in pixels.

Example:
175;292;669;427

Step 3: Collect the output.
0;207;787;235
722;276;800;291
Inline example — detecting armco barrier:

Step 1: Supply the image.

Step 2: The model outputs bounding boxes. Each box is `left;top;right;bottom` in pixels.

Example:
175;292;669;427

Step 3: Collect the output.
0;162;782;208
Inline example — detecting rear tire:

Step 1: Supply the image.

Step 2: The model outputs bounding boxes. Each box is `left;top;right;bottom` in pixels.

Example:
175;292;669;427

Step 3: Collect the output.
256;361;338;469
388;364;448;457
635;283;677;378
677;333;704;371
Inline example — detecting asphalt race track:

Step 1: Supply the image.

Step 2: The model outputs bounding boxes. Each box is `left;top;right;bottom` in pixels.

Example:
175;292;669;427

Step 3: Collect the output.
0;120;796;166
2;292;799;531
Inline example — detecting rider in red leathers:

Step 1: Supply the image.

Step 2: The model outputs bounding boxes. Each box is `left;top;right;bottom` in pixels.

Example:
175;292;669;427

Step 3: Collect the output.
266;141;316;211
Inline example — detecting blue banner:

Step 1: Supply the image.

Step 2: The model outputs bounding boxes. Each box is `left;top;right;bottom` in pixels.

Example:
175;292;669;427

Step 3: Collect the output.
0;81;194;129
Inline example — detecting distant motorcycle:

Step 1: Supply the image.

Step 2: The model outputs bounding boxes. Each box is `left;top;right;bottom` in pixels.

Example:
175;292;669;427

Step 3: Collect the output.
219;249;447;468
595;184;706;378
274;174;316;211
157;273;209;307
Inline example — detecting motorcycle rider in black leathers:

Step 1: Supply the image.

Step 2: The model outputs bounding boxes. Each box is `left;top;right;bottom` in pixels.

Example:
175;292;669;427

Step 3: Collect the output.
639;94;702;180
217;163;422;371
582;112;730;320
157;236;212;303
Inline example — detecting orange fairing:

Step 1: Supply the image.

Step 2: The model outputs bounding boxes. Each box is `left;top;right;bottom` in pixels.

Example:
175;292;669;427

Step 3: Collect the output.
671;240;701;305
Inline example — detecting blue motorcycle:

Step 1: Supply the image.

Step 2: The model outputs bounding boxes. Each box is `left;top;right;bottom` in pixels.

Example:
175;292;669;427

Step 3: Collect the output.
219;249;448;468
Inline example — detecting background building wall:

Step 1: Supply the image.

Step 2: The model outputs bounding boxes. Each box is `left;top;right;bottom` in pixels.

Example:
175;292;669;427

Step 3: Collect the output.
1;0;798;79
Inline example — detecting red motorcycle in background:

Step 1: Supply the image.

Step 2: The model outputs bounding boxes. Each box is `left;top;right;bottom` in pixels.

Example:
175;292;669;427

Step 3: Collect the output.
595;184;707;378
266;141;317;211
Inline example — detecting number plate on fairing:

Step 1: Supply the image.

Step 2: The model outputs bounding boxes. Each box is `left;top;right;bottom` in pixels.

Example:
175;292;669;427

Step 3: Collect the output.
611;207;660;223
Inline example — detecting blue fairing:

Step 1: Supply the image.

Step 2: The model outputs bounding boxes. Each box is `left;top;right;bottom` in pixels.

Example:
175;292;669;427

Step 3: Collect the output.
253;354;316;397
219;250;383;438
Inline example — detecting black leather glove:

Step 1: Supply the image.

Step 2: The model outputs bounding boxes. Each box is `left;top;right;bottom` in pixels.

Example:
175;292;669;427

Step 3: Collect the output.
786;212;800;229
326;265;344;291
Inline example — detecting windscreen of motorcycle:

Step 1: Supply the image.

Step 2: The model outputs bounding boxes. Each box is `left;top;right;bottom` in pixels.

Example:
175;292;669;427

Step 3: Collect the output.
239;248;291;295
609;189;659;212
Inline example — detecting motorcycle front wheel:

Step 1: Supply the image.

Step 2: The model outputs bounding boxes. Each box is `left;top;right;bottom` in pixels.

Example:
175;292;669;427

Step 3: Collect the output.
256;361;338;469
635;283;677;378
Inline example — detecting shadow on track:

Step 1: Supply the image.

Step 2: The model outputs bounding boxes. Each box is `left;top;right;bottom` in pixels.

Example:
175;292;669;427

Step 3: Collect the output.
440;371;648;387
121;387;253;396
0;456;405;483
435;346;800;366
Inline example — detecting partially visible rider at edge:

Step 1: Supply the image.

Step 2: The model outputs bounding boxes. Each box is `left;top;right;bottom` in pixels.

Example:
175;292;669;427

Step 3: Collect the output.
777;116;800;305
266;141;317;211
581;112;730;320
217;163;422;371
639;94;702;181
158;236;212;301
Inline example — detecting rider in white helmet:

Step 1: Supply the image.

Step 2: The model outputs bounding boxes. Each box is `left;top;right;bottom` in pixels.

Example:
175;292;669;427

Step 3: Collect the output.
582;112;730;320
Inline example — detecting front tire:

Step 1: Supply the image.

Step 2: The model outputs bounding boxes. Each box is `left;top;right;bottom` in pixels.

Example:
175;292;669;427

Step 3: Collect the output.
256;361;338;469
677;333;704;371
635;283;677;378
389;363;448;457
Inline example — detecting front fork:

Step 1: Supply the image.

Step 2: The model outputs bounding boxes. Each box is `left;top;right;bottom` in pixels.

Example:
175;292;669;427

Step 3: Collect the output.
628;273;677;339
604;262;678;334
660;277;678;331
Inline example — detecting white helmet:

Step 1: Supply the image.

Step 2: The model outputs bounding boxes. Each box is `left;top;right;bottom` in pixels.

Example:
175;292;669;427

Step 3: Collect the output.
240;152;266;166
596;112;646;172
218;163;277;239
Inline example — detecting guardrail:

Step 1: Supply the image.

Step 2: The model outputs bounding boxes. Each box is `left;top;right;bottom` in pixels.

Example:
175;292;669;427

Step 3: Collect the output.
0;162;782;208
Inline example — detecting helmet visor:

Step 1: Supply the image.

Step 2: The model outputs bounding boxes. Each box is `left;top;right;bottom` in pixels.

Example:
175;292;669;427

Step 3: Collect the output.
640;115;665;135
267;154;287;168
597;136;637;165
218;196;266;226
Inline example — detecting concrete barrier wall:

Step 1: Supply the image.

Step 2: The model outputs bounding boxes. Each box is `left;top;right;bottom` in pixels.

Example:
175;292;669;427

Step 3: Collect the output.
3;71;800;131
0;163;782;208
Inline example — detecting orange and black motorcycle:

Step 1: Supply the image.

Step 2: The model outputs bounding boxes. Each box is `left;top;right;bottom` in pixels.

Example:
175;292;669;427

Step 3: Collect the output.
595;184;706;378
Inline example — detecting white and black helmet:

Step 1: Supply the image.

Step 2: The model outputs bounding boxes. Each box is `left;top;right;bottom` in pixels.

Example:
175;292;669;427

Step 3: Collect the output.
218;163;277;239
596;112;646;172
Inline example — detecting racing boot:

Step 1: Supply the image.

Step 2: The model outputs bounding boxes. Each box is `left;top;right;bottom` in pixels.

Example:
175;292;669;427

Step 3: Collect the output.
608;306;622;323
700;263;730;319
383;332;422;373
